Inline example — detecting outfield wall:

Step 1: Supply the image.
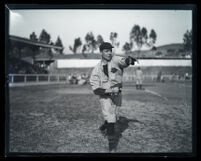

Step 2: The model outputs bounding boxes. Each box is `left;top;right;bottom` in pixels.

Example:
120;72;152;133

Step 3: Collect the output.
49;59;192;76
55;59;192;75
57;59;192;68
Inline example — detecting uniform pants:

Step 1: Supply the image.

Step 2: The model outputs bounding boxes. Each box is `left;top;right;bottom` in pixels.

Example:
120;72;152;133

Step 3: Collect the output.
136;78;142;85
99;93;122;123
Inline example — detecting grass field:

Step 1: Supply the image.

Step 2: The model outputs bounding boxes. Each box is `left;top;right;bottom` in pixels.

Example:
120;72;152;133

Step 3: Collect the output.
8;81;192;153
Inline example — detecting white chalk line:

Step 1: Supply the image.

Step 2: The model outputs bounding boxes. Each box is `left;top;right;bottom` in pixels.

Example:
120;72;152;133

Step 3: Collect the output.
144;89;168;101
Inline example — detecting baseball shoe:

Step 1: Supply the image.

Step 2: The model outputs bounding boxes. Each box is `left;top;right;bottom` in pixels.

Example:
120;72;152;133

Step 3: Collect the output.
108;135;117;153
109;148;117;153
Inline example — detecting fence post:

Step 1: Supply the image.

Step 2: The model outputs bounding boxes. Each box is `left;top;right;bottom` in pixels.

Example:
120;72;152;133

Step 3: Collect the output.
24;75;27;83
36;75;39;82
66;75;68;83
11;75;14;83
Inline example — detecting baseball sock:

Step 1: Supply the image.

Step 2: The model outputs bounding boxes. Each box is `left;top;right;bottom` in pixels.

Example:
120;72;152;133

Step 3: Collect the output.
107;123;115;136
107;123;116;151
99;120;108;131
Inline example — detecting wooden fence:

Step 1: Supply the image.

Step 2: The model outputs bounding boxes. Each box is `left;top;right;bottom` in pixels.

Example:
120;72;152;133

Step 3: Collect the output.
8;74;192;87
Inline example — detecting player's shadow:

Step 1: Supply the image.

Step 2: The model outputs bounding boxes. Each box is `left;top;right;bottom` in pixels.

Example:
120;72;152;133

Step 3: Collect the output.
108;116;140;151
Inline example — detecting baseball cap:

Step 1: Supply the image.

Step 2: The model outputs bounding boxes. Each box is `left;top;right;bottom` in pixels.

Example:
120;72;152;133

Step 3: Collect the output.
99;42;114;51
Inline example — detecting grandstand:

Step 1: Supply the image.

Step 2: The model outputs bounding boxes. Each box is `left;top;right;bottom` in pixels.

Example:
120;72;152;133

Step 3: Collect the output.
8;57;48;74
8;35;63;74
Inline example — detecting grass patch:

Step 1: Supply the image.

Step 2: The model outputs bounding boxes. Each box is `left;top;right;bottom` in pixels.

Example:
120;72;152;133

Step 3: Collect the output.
8;82;192;153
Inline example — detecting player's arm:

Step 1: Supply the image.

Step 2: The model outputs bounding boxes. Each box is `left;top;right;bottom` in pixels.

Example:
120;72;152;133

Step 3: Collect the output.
114;56;136;69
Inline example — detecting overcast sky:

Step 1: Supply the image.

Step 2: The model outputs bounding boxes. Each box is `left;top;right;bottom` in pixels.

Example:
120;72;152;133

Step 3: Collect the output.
9;9;192;54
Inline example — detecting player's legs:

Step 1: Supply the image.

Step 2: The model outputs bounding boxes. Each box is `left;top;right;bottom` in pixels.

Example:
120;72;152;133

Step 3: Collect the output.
99;97;117;152
136;79;139;89
99;97;116;123
112;94;122;121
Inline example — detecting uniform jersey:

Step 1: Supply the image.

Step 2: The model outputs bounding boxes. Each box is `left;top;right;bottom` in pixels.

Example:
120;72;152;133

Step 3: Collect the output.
90;56;129;92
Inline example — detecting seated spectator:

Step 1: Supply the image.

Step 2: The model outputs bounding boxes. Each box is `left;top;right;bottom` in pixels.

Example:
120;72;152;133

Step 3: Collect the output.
78;73;88;85
185;72;190;80
69;75;78;84
171;73;176;82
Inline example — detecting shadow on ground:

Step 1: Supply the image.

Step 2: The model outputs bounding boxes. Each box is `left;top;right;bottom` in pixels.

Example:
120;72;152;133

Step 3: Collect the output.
107;116;141;151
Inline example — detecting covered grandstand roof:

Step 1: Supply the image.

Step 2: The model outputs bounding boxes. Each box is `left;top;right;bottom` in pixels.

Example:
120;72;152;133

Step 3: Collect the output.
9;35;64;50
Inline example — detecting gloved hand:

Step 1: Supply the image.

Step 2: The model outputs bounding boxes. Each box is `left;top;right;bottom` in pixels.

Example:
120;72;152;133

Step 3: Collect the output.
128;56;136;65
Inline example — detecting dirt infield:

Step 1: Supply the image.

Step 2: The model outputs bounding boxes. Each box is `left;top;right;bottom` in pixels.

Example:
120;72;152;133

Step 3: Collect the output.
7;82;192;153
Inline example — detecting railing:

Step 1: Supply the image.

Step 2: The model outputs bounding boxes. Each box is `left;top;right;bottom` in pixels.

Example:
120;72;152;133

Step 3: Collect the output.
123;74;192;82
8;74;192;87
8;74;69;85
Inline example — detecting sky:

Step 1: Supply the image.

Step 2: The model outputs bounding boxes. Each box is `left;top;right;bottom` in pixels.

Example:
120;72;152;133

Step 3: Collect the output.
9;9;192;54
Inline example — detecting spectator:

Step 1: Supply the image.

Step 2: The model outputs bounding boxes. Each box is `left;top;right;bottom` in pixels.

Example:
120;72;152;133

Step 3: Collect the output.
71;75;78;84
185;72;190;80
156;71;162;82
171;73;176;82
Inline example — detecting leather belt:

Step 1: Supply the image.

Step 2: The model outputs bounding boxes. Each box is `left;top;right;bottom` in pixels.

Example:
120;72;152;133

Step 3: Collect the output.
105;90;122;96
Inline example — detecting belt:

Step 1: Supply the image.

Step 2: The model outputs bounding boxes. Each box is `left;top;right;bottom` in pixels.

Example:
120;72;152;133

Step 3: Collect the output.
105;89;122;96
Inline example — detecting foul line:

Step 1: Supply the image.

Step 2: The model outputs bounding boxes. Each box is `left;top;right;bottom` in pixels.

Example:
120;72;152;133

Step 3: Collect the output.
144;89;168;101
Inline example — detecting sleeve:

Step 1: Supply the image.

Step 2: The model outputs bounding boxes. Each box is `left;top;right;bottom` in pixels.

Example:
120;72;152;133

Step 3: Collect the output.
89;67;106;96
113;56;130;69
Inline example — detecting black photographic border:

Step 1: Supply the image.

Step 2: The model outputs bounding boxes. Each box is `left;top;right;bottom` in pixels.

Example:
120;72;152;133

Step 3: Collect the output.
2;2;199;159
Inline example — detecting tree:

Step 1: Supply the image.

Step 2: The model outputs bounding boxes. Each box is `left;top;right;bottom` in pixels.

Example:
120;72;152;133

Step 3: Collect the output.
28;32;40;59
183;29;192;54
110;32;120;52
96;35;104;47
148;29;157;48
69;37;82;54
130;25;157;57
29;32;38;41
50;41;54;45
55;36;63;47
84;32;97;53
39;29;51;44
151;46;157;51
81;44;88;57
130;25;148;54
130;25;140;51
122;42;132;54
55;36;64;54
141;27;148;45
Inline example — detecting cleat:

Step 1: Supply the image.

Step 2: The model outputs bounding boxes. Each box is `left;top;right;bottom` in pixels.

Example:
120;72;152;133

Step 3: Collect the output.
109;148;116;153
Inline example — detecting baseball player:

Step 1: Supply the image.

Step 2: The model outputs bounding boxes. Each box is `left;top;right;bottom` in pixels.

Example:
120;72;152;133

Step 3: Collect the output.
89;42;136;152
135;67;144;90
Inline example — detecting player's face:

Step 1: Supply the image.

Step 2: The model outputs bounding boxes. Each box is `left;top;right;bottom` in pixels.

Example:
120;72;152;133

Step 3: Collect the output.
102;49;113;61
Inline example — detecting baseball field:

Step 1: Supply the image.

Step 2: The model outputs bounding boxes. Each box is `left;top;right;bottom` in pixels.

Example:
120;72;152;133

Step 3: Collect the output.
8;81;192;154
